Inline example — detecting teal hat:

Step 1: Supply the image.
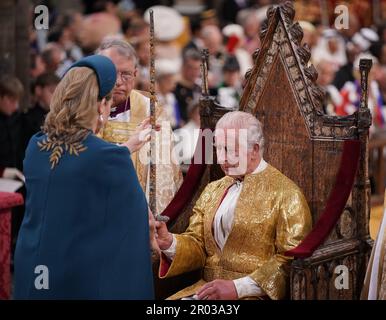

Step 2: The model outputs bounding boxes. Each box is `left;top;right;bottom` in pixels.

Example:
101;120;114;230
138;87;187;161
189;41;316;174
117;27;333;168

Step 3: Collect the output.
68;55;117;99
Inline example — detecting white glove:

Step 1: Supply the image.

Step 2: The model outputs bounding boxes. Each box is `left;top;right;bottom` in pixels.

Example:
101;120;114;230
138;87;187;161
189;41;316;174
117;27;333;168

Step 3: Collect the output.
2;167;25;183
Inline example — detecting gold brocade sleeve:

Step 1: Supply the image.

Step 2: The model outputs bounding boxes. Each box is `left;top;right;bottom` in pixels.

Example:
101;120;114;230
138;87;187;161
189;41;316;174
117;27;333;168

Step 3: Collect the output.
158;188;210;279
249;189;312;300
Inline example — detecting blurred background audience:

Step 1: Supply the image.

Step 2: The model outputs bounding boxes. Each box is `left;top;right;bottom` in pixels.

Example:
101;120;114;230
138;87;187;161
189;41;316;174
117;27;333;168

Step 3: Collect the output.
5;0;383;139
2;0;386;241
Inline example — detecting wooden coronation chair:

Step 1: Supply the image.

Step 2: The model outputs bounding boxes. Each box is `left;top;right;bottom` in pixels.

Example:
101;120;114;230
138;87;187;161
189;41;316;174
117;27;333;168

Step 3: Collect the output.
155;1;373;300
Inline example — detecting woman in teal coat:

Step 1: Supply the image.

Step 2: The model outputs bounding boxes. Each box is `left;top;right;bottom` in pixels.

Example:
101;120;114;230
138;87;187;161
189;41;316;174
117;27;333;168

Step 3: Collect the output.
14;55;154;299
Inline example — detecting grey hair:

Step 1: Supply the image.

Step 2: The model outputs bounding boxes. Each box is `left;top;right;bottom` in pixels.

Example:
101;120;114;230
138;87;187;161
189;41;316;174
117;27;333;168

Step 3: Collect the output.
216;111;265;156
201;25;221;40
96;38;138;67
183;48;201;63
236;9;259;27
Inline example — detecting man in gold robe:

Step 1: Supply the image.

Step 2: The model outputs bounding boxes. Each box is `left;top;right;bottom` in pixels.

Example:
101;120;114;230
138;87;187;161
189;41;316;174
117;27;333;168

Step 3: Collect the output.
153;111;312;300
96;38;182;213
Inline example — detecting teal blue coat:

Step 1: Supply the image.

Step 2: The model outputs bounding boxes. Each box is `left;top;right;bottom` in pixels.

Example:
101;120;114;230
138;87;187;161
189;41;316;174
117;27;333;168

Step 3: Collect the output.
14;132;154;299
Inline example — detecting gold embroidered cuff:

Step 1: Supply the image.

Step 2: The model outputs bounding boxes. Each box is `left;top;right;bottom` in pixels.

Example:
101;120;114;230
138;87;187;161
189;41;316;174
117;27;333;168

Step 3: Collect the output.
159;234;206;279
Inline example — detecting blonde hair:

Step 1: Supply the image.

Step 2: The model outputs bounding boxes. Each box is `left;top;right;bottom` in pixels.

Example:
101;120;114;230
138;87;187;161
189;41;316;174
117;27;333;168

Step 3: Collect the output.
43;67;110;144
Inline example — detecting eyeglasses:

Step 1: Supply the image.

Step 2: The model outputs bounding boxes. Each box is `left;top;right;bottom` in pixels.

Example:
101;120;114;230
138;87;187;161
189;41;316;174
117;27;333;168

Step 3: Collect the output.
117;71;135;83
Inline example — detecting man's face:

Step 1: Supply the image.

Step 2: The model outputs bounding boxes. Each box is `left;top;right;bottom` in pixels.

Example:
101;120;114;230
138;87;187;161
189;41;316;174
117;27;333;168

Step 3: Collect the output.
316;63;335;87
99;48;137;106
327;38;339;54
36;84;57;110
215;127;258;177
183;58;201;84
158;74;177;93
0;95;19;116
223;71;240;87
202;28;223;55
137;41;150;66
244;15;259;38
31;55;46;78
51;47;65;70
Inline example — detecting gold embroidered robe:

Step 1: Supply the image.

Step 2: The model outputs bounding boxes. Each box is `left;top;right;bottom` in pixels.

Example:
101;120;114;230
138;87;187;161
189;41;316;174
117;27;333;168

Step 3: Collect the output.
100;89;183;213
159;164;312;300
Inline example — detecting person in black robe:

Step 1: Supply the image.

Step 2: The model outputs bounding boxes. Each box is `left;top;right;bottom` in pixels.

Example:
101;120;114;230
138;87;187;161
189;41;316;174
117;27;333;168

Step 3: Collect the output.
21;73;60;160
0;74;24;177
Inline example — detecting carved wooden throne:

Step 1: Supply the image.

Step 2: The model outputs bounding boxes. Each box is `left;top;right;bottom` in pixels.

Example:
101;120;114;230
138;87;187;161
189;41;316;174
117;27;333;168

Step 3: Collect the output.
156;1;373;300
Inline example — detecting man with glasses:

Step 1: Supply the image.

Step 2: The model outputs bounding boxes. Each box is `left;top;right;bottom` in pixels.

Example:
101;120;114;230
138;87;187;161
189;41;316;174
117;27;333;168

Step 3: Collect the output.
97;38;139;121
97;38;182;214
